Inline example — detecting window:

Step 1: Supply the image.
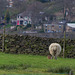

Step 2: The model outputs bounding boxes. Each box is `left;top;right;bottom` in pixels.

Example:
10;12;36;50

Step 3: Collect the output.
20;20;23;25
24;21;28;25
17;16;19;18
45;24;47;28
29;21;31;24
21;16;23;18
45;29;47;32
52;25;54;27
59;25;61;28
45;24;47;26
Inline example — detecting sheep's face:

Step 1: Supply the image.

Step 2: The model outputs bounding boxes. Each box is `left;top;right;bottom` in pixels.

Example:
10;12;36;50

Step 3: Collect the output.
51;46;57;51
51;46;57;56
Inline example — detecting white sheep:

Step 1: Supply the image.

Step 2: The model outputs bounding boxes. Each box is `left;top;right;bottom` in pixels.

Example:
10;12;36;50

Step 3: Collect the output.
49;43;61;59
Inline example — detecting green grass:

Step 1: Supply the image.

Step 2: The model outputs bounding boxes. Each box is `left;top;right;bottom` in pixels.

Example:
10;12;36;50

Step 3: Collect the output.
0;52;75;75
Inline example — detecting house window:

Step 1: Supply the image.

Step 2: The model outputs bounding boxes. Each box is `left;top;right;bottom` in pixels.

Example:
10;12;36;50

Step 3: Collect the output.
21;16;23;18
20;20;23;25
45;24;47;28
72;29;75;31
24;21;28;25
45;24;47;26
59;25;61;28
52;25;54;27
45;29;47;32
25;17;27;18
29;21;31;24
17;16;19;18
59;30;61;32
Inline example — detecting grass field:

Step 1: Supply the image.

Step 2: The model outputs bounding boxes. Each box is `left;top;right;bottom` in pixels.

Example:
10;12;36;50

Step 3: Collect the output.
0;52;75;75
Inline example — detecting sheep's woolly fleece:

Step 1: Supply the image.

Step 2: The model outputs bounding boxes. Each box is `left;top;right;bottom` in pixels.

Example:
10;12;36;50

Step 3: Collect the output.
49;43;61;58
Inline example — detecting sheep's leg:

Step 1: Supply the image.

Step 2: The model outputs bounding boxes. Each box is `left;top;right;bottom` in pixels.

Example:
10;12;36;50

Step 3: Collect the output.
51;55;53;59
51;56;53;59
55;56;57;60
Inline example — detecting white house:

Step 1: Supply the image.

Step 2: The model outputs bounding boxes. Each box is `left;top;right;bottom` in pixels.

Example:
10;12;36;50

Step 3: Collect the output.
7;0;13;7
17;14;32;26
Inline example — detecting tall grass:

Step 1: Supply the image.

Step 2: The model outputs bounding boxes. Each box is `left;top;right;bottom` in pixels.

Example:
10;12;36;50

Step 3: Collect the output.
0;52;75;74
47;66;71;73
0;65;17;70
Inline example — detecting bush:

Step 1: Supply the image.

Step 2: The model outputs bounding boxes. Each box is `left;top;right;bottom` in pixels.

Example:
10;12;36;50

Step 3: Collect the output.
23;24;31;30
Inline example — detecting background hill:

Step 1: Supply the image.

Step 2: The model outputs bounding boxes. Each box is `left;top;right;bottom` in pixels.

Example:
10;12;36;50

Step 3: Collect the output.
0;0;75;21
10;0;64;19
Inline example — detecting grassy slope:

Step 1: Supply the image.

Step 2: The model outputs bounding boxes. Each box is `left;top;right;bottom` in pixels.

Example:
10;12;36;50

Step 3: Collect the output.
0;52;75;75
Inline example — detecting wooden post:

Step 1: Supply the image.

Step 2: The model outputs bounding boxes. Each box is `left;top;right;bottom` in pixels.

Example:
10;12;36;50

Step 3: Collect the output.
2;26;5;52
63;0;66;58
69;70;73;75
63;30;66;58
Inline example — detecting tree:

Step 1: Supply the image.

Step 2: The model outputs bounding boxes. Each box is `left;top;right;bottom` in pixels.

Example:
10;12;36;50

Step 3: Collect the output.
4;9;10;24
0;0;7;21
63;0;75;21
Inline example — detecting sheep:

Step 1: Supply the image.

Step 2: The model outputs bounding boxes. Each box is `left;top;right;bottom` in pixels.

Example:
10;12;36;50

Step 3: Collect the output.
49;43;61;60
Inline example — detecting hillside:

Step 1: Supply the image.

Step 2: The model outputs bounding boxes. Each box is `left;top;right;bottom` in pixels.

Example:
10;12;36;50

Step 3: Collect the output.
10;0;64;19
0;0;75;21
0;0;7;17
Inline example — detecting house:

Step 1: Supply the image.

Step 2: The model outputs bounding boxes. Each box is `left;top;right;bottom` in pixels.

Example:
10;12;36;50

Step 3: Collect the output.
43;22;75;33
17;13;32;26
7;0;13;7
43;23;63;33
66;23;75;32
36;26;42;30
11;19;17;25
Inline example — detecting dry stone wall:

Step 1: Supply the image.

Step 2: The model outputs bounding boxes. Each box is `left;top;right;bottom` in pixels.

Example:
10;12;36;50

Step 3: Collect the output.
0;34;75;58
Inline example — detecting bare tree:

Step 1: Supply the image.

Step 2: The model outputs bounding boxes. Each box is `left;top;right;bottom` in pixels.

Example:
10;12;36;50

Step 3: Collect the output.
0;0;7;16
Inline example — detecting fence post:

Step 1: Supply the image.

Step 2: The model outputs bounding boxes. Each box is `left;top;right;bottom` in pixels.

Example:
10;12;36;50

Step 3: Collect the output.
2;26;5;52
63;31;66;58
69;70;73;75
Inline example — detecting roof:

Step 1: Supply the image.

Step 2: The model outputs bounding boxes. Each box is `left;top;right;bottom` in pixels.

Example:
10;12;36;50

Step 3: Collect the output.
67;23;75;28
